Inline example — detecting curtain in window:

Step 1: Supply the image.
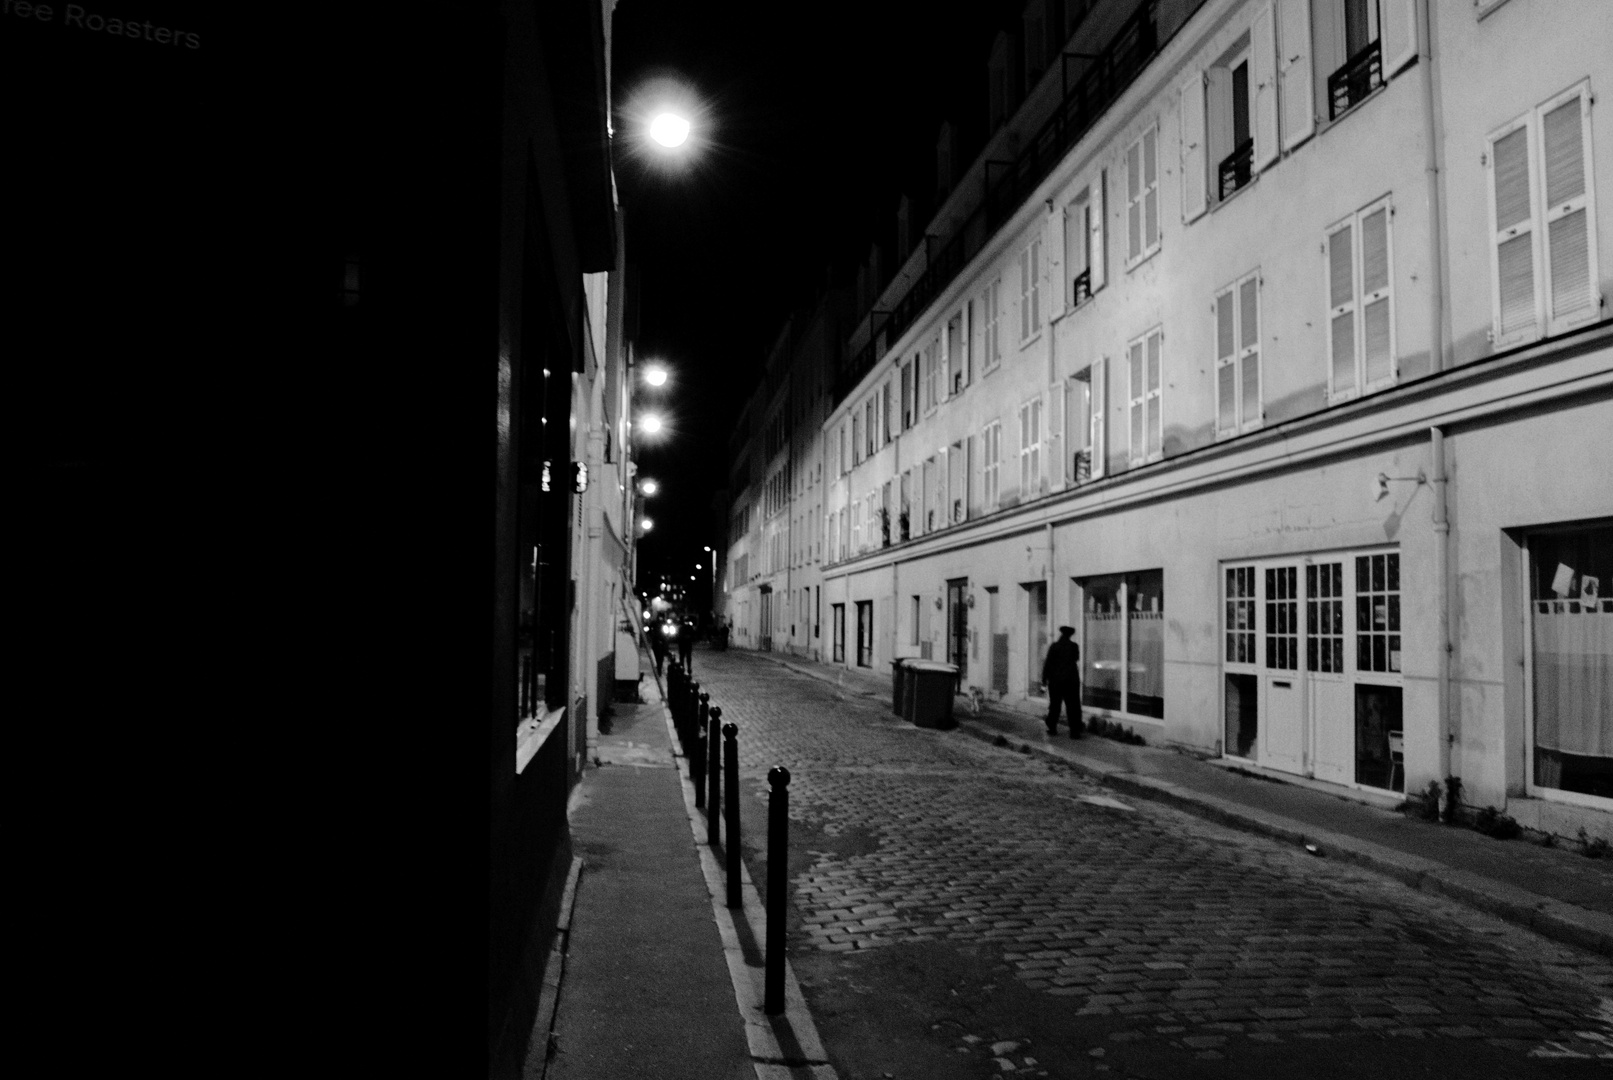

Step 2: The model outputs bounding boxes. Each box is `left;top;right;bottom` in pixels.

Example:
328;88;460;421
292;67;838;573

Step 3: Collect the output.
1531;524;1613;798
1083;575;1123;711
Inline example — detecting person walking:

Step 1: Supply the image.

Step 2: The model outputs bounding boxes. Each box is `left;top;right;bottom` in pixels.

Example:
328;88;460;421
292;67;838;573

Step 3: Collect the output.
1041;625;1083;738
648;619;669;677
676;618;693;673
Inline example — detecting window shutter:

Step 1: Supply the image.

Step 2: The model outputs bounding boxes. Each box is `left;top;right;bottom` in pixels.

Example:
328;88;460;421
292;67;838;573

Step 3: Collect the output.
1127;142;1143;259
1489;123;1537;340
1047;383;1064;490
1128;339;1145;462
1360;205;1393;386
1327;222;1356;397
938;446;951;526
1091;170;1107;291
1240;276;1261;426
1215;289;1237;435
1181;73;1208;222
1090;357;1107;480
1541;91;1595;328
1276;0;1313;151
1031;238;1042;330
1020;247;1032;340
1146;330;1162;459
1143;129;1159;250
1380;0;1418;78
968;433;982;517
1250;2;1279;172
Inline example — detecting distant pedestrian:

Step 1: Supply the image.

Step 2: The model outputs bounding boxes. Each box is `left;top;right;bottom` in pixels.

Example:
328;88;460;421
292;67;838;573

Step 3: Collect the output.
676;620;693;673
649;620;668;676
1041;625;1083;738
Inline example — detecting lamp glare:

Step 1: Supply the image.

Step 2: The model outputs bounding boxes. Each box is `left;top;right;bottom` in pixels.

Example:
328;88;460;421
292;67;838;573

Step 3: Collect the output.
649;112;691;148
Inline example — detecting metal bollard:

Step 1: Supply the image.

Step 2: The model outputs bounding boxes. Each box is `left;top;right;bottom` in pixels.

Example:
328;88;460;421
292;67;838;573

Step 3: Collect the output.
706;707;722;845
693;693;710;804
765;765;791;1015
684;680;699;753
724;721;741;909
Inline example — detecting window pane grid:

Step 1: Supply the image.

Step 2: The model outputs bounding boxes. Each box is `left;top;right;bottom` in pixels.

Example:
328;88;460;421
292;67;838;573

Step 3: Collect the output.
1355;552;1401;673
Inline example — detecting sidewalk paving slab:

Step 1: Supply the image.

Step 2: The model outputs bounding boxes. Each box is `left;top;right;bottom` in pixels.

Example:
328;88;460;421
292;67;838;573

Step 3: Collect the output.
748;647;1613;960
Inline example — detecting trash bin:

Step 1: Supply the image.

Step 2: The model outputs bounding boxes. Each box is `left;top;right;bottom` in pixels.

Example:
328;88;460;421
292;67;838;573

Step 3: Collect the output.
890;659;909;717
905;660;959;729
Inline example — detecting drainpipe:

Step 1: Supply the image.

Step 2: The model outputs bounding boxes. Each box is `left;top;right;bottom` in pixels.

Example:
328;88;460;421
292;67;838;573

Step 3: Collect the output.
1431;426;1453;788
1418;0;1447;372
1046;521;1056;655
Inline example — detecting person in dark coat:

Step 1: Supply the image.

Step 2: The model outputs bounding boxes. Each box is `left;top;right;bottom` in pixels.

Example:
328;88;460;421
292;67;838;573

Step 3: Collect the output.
1041;625;1084;737
676;619;693;673
648;619;669;676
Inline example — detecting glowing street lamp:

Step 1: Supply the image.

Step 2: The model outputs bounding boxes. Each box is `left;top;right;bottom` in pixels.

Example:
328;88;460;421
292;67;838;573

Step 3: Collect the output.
640;479;659;496
649;112;691;148
639;414;664;435
644;365;668;387
641;518;654;532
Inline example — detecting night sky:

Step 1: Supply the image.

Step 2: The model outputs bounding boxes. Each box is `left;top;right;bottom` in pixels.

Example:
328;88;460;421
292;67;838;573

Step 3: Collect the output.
612;0;1025;597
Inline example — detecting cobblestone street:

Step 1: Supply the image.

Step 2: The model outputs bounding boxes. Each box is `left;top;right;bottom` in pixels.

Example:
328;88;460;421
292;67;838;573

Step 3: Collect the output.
689;648;1613;1079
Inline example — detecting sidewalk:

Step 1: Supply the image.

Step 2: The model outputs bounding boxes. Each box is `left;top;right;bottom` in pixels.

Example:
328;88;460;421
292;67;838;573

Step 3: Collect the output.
531;659;836;1080
752;648;1613;960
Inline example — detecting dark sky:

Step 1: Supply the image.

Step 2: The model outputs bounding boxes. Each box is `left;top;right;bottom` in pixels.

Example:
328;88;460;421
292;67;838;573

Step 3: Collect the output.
612;0;1023;596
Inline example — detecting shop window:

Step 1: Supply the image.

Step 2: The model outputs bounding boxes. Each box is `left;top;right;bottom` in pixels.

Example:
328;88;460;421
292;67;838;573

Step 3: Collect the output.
1528;522;1612;801
1082;570;1165;718
832;603;846;664
1355;551;1401;673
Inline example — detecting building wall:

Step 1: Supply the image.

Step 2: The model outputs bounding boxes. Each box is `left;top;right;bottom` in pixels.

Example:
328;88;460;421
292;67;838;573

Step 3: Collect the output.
798;0;1612;838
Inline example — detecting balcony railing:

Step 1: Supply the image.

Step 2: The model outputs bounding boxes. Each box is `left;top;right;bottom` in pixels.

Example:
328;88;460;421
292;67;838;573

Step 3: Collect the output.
1327;40;1382;120
834;3;1160;403
1218;138;1253;200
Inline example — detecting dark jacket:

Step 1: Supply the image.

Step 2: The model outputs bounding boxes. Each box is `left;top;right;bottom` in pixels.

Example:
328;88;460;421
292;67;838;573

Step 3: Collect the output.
1042;637;1081;685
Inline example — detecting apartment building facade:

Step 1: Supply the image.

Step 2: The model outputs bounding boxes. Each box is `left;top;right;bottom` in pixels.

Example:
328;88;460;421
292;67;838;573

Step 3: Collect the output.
722;290;851;658
811;0;1610;841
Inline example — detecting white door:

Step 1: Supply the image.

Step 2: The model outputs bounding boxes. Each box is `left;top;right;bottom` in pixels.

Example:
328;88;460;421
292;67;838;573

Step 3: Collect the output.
1308;559;1353;783
1261;565;1305;773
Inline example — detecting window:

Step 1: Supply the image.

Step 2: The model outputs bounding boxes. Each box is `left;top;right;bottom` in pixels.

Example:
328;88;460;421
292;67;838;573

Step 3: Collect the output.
856;601;874;667
851;412;862;466
947;310;967;394
1127;327;1163;464
983;420;1002;509
1125;125;1160;265
1212;43;1253;200
982;279;1003;371
1525;521;1612;803
1214;272;1262;437
923;337;939;413
1326;196;1395;400
1081;570;1165;719
1019;237;1042;342
851;500;862;553
901;360;915;429
1488;82;1600;347
910;595;922;646
864;397;876;458
1064;177;1106;306
832;603;846;663
882;379;894;444
1018;397;1043;497
1355;551;1400;674
1319;0;1383;120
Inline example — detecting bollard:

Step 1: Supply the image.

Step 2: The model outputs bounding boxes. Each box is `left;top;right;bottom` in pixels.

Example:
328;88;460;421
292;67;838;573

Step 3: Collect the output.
693;693;710;804
684;680;699;754
706;707;722;845
765;765;791;1015
724;721;741;909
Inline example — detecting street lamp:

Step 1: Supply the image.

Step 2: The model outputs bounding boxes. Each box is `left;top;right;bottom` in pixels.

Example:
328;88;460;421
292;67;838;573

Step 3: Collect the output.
639;414;664;435
640;479;659;496
644;364;668;387
641;518;654;532
649;112;691;148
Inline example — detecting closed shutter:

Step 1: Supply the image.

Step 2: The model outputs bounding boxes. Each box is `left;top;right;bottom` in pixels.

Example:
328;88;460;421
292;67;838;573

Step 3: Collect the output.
1091;170;1107;291
1327;221;1356;397
1380;0;1418;78
1020;246;1033;340
1360;204;1393;387
1250;2;1279;172
1143;128;1159;251
1276;0;1313;151
968;433;983;518
1128;338;1145;462
1030;238;1042;331
1127;140;1143;260
1215;288;1237;435
948;443;964;523
1541;89;1595;329
1490;122;1536;340
1145;330;1162;459
1181;73;1208;223
1239;275;1261;426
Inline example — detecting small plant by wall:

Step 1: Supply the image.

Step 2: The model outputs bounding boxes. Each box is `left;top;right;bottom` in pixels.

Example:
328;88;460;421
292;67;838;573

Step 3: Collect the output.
1474;805;1522;840
1579;828;1610;859
1086;714;1146;745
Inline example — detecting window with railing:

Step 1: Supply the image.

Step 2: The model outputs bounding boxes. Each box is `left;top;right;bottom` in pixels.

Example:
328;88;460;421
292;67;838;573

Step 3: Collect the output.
1328;39;1381;119
1218;138;1253;201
